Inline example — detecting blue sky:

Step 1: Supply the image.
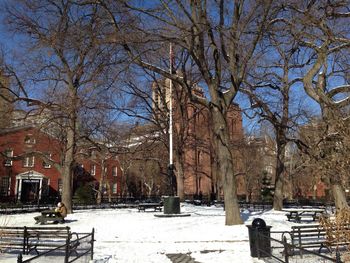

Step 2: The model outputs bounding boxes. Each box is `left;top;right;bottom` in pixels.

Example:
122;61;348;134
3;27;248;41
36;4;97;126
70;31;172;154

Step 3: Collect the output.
0;3;322;135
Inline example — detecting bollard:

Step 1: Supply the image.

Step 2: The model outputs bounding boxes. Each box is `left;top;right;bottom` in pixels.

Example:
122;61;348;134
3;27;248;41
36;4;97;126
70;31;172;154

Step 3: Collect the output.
17;253;22;263
91;228;95;260
246;218;272;258
336;249;343;263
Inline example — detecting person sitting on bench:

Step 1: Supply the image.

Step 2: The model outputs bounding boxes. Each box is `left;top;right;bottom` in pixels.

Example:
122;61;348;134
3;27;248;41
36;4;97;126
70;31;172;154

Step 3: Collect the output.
34;202;67;224
55;202;67;221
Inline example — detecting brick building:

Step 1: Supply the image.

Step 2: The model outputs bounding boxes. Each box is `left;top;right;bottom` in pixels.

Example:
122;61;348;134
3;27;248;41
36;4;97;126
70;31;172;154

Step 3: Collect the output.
291;121;330;200
152;79;245;199
0;125;123;203
179;96;244;199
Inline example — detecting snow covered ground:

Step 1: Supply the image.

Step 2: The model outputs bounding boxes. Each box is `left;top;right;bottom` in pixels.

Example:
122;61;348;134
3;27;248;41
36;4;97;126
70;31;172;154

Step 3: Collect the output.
0;204;329;262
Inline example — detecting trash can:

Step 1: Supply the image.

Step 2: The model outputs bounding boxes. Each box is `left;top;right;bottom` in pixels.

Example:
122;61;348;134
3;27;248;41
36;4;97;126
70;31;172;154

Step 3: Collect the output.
246;218;272;258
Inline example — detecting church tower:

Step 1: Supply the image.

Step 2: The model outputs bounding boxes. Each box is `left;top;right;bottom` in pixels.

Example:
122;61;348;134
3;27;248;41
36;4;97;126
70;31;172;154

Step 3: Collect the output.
0;70;14;129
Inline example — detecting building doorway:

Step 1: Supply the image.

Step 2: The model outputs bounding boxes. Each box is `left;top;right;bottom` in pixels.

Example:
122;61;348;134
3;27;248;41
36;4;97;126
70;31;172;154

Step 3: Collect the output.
21;179;39;202
16;171;47;203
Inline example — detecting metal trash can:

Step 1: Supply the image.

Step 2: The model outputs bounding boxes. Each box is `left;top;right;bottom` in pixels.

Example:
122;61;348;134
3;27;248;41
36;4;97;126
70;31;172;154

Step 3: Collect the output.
246;218;272;258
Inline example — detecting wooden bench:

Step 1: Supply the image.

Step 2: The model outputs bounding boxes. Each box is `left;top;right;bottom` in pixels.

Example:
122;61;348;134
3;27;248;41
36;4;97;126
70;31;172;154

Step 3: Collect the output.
289;224;350;255
34;210;65;225
0;226;30;254
0;226;78;255
138;202;163;212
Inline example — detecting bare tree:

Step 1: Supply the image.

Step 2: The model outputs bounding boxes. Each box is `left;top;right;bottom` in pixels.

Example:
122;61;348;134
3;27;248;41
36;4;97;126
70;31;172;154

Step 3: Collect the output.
3;0;122;213
110;63;212;200
119;127;169;199
286;1;350;209
82;0;277;225
235;136;265;202
242;25;308;210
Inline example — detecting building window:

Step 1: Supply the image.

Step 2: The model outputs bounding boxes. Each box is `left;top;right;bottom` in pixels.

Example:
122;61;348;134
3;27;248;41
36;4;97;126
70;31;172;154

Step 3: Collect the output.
90;164;96;176
24;135;36;144
0;177;10;196
42;153;52;168
112;166;118;177
23;155;35;167
112;183;117;194
4;149;13;167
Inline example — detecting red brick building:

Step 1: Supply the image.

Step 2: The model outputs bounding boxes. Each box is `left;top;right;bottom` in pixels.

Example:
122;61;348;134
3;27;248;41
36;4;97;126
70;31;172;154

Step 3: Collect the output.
0;125;123;203
178;97;244;198
152;80;245;199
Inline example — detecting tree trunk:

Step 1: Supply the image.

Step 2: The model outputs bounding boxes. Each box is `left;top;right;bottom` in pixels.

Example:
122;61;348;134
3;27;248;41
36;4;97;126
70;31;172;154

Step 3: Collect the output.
61;127;74;214
97;159;106;205
273;139;286;211
331;183;349;210
210;138;219;202
212;109;242;225
174;153;185;201
61;87;78;214
97;177;103;205
323;108;349;210
106;181;112;203
273;176;283;210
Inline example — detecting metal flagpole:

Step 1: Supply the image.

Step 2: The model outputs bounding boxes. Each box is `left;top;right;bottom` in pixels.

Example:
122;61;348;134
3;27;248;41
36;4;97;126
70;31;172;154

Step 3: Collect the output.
169;43;173;166
168;43;175;196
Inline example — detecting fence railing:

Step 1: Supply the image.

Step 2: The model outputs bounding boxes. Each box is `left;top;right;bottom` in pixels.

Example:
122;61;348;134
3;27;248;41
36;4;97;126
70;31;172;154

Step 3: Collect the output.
17;228;95;263
255;230;342;263
0;197;336;214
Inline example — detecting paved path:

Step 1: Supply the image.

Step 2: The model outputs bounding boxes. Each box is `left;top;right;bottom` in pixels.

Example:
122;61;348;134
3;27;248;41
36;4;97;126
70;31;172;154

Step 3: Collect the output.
166;253;200;263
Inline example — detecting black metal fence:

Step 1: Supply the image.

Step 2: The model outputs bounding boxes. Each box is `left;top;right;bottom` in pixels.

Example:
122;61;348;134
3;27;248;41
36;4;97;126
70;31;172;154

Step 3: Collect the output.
239;202;272;211
255;230;342;263
17;229;95;263
0;197;337;214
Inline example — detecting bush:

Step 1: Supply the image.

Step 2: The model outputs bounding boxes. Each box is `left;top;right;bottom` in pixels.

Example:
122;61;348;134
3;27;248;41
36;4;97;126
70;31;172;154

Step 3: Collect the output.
73;184;95;204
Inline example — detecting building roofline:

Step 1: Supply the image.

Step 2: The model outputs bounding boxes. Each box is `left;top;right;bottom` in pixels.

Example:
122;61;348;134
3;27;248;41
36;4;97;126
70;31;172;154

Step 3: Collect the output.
0;125;37;136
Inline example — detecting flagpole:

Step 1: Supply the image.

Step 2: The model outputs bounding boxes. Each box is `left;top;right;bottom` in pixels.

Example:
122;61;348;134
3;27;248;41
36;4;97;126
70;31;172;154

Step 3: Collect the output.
168;43;175;196
169;43;173;167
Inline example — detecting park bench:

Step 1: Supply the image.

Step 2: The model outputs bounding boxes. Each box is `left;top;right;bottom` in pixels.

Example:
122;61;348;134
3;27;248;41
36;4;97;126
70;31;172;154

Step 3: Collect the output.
283;208;325;223
34;210;65;224
138;202;163;212
288;224;350;256
0;226;80;255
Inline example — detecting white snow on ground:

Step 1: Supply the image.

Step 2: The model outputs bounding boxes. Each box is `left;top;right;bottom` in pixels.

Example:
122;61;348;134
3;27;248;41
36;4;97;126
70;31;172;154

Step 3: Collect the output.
0;204;330;262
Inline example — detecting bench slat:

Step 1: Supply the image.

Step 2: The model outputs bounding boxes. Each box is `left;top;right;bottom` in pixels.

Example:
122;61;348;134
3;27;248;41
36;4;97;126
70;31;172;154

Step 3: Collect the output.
0;226;73;255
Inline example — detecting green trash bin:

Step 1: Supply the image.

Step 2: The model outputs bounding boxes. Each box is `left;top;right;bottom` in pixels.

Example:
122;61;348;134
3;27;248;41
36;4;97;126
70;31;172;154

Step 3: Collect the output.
247;218;272;258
